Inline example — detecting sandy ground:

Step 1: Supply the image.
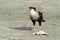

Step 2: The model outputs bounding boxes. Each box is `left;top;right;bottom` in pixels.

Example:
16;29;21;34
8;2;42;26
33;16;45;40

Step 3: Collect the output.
0;0;60;40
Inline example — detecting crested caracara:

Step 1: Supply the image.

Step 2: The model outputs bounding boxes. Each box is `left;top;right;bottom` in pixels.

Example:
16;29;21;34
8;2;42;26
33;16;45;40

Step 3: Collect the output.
27;7;45;30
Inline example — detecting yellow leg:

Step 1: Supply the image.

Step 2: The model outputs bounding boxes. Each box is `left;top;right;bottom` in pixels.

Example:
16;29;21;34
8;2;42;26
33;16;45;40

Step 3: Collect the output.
37;26;42;32
34;26;36;29
32;26;36;31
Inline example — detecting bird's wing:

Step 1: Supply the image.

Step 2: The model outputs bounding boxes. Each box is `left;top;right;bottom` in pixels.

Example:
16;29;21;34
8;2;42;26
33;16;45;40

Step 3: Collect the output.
38;11;43;19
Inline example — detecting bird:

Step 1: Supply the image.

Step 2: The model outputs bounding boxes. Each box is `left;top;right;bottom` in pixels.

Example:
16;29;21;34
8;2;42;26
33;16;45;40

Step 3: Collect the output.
27;7;45;31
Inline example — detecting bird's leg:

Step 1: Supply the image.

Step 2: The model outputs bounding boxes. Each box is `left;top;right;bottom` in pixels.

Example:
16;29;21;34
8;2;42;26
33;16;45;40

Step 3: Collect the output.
31;20;36;31
37;21;42;31
33;25;36;30
39;21;42;27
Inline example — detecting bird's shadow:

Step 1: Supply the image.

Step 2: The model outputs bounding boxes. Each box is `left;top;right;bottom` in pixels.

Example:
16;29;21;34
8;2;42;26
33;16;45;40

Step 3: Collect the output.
9;27;32;31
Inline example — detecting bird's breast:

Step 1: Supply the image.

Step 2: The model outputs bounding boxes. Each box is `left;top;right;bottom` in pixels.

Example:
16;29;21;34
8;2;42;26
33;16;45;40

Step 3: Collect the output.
30;12;39;20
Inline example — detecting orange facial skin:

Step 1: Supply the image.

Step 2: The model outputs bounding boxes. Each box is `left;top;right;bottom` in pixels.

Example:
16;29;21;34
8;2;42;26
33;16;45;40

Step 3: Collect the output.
27;7;32;11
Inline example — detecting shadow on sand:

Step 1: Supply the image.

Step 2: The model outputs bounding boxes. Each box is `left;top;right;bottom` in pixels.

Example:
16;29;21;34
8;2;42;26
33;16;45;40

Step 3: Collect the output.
9;27;32;31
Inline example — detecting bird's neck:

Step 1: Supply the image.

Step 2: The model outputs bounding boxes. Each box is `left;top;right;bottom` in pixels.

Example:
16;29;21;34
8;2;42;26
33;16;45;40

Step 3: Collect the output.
30;9;36;14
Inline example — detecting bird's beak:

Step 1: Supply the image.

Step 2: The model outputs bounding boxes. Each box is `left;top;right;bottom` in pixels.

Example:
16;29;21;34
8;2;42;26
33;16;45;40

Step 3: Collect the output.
26;8;31;11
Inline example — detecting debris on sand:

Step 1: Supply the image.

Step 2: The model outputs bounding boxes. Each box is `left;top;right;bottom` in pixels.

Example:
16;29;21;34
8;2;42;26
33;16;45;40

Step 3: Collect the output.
33;30;48;35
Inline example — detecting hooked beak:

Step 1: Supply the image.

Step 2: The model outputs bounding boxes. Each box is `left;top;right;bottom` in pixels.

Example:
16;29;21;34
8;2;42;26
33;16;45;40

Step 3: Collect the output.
26;8;31;11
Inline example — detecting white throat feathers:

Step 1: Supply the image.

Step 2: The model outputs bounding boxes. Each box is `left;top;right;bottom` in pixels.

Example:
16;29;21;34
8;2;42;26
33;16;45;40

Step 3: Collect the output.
30;9;39;20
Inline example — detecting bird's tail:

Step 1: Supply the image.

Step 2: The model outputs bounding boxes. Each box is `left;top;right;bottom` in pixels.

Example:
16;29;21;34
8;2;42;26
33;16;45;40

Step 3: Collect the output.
41;20;45;22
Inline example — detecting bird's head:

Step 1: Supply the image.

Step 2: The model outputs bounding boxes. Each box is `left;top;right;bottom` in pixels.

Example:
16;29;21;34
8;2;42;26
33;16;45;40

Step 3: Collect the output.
27;7;36;11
